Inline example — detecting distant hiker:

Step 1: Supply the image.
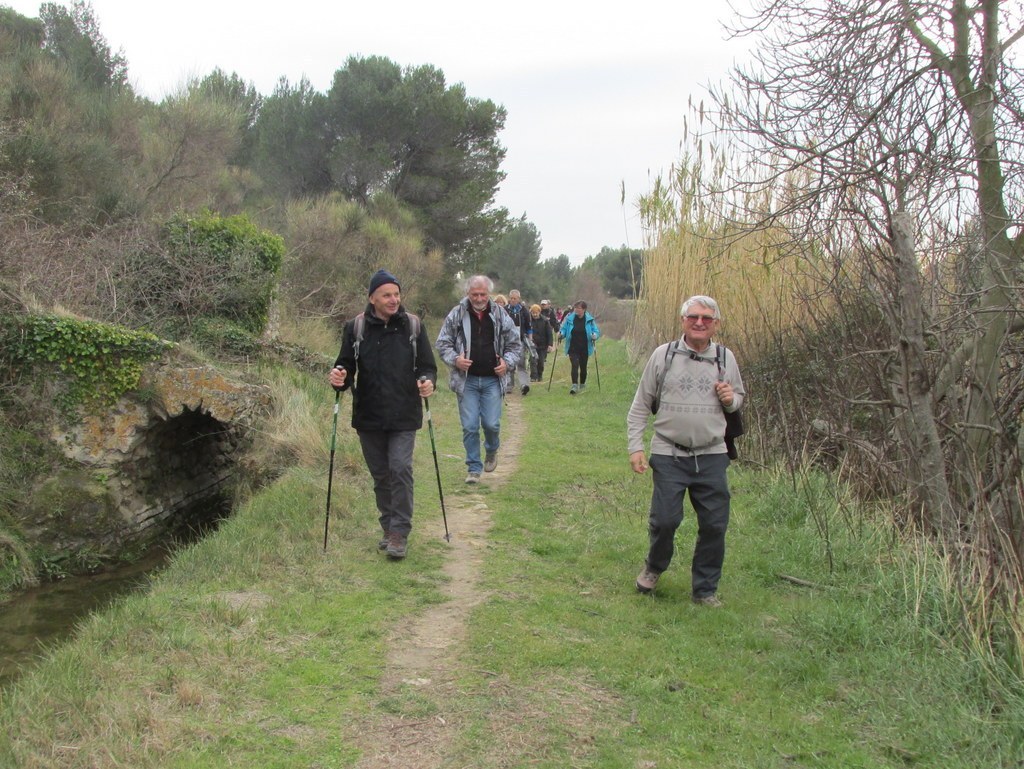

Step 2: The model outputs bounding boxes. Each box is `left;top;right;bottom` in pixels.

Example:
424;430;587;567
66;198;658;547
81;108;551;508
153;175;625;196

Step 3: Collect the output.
539;299;560;336
491;295;512;390
435;275;522;484
626;295;745;606
328;269;437;560
558;300;601;394
528;303;554;382
506;289;534;395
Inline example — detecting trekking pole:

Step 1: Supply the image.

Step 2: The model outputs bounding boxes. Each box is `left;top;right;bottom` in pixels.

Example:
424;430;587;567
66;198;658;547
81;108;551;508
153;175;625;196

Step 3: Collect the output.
547;344;559;391
420;377;451;541
323;373;343;552
592;341;601;392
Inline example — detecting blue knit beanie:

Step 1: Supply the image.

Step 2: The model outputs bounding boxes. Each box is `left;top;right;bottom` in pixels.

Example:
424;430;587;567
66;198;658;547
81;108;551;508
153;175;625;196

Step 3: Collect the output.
368;269;400;296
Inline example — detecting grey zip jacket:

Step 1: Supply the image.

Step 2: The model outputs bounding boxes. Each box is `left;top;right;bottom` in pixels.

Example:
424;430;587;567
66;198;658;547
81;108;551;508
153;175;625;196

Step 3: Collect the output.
435;298;523;395
627;337;745;456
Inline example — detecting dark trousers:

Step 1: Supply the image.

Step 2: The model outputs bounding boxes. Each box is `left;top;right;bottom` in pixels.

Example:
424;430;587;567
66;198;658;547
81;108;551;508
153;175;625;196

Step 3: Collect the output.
569;351;589;385
358;430;416;536
645;452;731;597
530;348;549;381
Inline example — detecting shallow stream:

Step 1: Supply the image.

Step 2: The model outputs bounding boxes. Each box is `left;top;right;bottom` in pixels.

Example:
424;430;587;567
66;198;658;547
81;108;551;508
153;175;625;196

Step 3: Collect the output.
0;546;172;688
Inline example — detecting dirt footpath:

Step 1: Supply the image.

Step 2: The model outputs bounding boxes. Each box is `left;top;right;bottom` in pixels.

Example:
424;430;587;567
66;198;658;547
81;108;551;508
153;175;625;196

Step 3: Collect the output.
349;397;527;768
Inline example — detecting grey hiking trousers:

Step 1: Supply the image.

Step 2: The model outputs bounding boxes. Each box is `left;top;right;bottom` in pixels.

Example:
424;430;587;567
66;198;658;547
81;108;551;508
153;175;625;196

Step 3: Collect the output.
358;430;417;536
645;452;731;598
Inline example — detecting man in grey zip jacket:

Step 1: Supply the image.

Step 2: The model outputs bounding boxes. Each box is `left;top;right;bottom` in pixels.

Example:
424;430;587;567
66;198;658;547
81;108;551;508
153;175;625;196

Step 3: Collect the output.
436;275;522;484
626;295;745;606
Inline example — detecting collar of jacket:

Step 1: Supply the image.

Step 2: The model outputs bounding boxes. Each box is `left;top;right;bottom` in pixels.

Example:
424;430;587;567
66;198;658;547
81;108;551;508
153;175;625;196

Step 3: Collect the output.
462;297;497;317
364;303;407;325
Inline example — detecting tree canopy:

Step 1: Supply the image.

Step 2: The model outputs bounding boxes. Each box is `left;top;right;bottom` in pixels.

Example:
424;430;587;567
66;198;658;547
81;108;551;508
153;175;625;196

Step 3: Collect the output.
580;246;642;299
39;0;127;91
324;56;509;267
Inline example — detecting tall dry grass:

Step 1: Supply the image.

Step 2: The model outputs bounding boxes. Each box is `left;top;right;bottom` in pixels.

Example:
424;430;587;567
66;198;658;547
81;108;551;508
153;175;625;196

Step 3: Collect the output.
629;217;826;364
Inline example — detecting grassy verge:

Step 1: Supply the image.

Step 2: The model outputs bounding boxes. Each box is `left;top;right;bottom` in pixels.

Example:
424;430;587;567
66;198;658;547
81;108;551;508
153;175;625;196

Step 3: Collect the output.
1;340;1022;767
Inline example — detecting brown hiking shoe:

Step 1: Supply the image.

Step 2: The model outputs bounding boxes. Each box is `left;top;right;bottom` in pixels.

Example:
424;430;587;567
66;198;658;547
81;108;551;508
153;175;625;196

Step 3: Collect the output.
636;566;660;594
484;452;497;472
692;594;722;608
378;532;389;551
386;531;408;559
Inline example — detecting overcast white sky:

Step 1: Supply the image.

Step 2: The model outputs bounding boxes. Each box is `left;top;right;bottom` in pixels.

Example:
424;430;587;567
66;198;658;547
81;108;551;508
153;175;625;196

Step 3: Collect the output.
5;1;749;263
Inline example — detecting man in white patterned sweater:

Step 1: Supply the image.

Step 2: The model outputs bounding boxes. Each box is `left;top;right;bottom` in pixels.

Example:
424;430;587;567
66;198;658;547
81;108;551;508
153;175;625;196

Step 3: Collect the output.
626;295;745;606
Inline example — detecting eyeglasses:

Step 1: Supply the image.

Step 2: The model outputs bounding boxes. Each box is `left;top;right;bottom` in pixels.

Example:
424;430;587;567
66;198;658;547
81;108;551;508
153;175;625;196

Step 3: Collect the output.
684;314;716;323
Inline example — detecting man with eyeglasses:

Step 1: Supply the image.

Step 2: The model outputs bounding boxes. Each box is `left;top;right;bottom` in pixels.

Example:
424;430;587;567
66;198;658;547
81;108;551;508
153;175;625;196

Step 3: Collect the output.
626;295;745;607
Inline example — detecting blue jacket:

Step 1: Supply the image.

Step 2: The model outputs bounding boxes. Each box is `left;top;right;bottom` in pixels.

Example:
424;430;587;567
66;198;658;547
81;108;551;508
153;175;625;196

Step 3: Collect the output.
559;311;601;355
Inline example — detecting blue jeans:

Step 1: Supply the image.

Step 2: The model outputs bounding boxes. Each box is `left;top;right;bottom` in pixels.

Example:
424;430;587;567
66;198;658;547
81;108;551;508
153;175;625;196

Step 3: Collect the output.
457;374;503;473
645;452;731;597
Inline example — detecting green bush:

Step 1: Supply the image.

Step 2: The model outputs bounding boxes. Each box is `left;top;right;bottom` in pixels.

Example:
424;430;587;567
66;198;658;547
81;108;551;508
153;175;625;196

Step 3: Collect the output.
160;210;284;334
188;317;260;356
0;313;170;413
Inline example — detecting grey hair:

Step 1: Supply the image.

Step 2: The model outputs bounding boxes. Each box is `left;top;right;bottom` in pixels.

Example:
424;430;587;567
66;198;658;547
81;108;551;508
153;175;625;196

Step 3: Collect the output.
680;295;720;318
465;274;494;293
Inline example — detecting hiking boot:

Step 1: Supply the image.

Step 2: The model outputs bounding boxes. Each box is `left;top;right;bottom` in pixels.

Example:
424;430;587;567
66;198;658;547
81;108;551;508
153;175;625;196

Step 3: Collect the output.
692;594;722;608
636;566;660;594
484;452;497;472
521;384;530;395
385;531;408;559
378;532;390;551
579;384;586;393
569;384;578;395
465;471;481;484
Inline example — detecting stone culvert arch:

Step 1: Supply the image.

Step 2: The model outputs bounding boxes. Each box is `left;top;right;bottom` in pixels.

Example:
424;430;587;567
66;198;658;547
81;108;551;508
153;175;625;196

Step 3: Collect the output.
22;361;272;559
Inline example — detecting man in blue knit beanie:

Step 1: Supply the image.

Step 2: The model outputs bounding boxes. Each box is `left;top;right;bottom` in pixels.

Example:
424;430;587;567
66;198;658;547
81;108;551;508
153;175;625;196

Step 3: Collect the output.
328;269;436;559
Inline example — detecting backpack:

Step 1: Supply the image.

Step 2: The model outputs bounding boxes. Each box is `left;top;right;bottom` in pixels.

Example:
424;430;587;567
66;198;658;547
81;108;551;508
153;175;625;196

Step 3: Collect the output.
352;311;421;371
651;341;744;459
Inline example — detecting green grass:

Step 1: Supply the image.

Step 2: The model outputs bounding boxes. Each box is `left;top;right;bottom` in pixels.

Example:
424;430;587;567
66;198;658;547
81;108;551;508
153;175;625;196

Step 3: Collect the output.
1;340;1022;767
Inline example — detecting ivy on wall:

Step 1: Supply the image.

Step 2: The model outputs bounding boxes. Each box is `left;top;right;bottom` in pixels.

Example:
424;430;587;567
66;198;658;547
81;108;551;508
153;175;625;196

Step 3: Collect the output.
1;315;171;412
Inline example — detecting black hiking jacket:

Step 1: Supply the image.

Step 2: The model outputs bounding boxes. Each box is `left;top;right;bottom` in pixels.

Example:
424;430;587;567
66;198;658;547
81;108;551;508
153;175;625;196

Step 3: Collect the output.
333;304;437;432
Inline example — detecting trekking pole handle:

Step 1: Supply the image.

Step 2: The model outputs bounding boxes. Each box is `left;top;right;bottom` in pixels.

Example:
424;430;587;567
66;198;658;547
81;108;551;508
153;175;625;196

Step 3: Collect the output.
418;375;431;409
331;365;345;393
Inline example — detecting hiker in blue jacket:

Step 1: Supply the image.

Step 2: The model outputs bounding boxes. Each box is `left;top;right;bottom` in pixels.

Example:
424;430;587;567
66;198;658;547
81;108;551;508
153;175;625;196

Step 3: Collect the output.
328;269;437;560
558;300;601;394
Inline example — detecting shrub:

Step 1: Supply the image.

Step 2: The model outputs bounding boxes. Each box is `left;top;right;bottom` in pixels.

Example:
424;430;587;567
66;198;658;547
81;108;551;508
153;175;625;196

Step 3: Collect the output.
188;316;260;357
0;313;170;413
130;210;284;336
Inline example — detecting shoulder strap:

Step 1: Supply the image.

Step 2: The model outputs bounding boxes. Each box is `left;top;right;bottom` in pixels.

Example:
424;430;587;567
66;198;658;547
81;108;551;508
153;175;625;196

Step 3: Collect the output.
653;341;680;408
352;312;366;362
406;312;420;368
